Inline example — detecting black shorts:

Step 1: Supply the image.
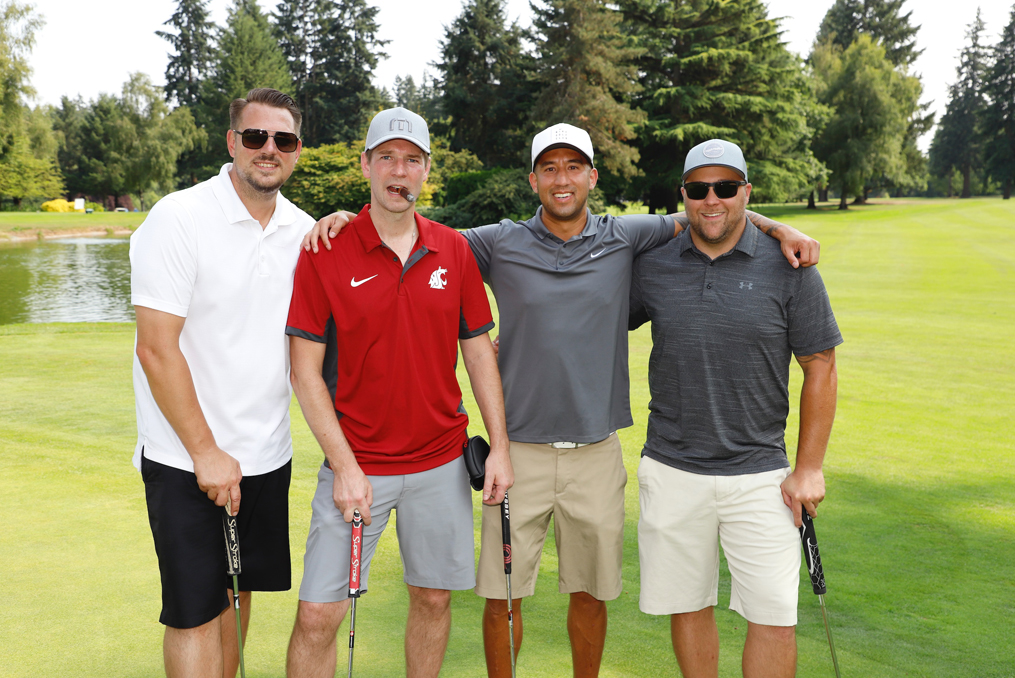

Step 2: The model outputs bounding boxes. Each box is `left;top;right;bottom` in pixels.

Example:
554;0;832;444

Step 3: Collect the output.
141;451;292;629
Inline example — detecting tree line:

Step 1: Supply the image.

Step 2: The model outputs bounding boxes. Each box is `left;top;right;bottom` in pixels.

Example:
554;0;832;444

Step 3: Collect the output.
2;0;1014;215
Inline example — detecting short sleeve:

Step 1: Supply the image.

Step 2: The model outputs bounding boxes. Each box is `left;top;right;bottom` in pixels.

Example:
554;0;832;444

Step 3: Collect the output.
457;235;495;339
787;267;843;357
462;222;501;282
616;214;673;256
129;197;198;318
285;250;332;342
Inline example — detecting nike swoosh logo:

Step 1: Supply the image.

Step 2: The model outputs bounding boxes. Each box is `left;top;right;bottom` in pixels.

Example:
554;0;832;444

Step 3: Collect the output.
590;248;607;258
350;275;378;287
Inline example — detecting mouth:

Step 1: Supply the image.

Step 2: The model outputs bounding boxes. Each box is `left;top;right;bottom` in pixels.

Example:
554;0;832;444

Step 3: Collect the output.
387;185;416;201
700;211;725;219
551;191;575;201
252;158;280;171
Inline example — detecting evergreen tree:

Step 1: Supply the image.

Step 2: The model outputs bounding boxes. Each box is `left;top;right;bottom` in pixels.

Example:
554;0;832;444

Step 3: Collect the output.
156;0;214;108
811;35;917;209
531;0;643;197
929;10;989;199
815;0;921;67
434;0;535;167
274;0;388;145
982;4;1015;199
621;0;820;211
212;0;292;104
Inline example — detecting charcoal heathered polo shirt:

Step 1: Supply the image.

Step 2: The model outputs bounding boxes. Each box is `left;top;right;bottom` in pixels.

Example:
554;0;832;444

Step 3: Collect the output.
464;207;672;443
630;219;843;475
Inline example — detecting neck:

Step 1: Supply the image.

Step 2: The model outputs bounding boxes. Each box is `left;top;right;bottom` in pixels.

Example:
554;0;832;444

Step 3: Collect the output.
228;167;277;229
690;216;747;260
370;202;417;242
541;205;589;241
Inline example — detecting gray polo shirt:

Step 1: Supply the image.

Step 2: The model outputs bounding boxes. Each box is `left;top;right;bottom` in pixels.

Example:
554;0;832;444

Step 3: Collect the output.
464;207;672;443
629;219;843;475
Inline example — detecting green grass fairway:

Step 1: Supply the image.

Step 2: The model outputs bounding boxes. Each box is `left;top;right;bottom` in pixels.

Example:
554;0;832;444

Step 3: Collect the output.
1;197;1013;677
0;212;143;240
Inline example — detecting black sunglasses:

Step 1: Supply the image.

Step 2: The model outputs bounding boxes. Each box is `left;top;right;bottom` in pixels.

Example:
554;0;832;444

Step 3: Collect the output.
232;128;300;153
683;180;747;201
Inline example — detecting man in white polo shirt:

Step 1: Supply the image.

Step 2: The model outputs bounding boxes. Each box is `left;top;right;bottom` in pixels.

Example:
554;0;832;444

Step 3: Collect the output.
130;88;314;678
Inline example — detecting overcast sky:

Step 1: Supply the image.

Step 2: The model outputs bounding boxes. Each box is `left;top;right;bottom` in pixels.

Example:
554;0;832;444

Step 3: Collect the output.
28;0;1015;151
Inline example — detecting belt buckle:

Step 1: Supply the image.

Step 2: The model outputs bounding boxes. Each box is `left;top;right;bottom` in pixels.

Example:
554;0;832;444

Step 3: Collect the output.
551;441;580;449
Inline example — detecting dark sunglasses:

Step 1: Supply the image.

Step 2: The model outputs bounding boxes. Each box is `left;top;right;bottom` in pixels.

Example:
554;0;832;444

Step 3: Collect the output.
683;180;747;201
232;128;300;153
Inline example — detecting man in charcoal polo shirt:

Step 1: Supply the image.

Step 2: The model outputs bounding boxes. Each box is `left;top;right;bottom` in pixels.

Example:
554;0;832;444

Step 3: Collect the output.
304;123;820;678
629;139;842;678
283;107;511;678
131;88;312;678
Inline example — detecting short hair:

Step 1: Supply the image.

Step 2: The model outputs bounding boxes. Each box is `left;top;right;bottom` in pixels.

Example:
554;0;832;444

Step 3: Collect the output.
229;88;302;136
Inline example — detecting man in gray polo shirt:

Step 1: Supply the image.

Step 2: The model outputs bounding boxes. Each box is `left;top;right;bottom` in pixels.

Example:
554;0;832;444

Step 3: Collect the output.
303;125;821;678
629;139;842;678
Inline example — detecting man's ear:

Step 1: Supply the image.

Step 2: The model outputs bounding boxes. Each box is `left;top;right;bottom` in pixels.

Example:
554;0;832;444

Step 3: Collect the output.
361;152;371;180
529;172;538;193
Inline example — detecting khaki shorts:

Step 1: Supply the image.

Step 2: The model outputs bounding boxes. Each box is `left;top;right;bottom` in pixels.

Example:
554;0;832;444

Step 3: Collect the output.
475;434;626;601
637;456;800;626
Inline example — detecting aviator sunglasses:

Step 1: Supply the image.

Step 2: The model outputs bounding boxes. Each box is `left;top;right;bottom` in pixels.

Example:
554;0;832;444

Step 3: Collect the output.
232;128;301;153
683;180;747;201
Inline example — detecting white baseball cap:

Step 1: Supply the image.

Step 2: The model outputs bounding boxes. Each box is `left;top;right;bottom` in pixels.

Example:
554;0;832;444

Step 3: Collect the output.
530;123;595;171
682;139;748;182
365;107;430;155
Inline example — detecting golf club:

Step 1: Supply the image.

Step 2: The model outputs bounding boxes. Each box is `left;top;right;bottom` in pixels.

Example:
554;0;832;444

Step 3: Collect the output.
502;492;516;678
347;508;364;678
222;506;246;678
800;510;841;678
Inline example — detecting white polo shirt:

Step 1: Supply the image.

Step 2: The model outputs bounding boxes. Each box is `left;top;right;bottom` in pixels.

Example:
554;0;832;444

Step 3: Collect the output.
130;164;314;475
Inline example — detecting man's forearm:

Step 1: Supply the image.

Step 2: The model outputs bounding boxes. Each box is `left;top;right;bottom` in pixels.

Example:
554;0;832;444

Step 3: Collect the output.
289;338;358;471
795;349;838;470
745;210;787;237
459;334;509;450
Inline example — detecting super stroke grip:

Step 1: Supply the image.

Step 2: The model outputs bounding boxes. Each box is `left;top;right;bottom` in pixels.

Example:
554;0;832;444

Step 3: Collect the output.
223;511;241;576
349;510;363;598
501;494;512;575
799;511;827;595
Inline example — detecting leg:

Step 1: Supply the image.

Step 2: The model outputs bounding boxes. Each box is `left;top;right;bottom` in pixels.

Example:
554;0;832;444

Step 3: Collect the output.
221;590;251;678
165;618;224;678
742;623;796;678
670;608;719;678
483;597;524;677
567;592;607;678
405;585;452;678
286;599;351;678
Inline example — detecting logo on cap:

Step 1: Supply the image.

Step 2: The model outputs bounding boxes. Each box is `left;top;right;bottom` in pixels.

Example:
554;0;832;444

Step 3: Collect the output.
390;119;412;133
703;142;724;159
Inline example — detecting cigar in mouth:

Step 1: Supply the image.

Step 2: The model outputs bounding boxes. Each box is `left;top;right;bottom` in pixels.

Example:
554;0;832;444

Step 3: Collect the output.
398;187;417;202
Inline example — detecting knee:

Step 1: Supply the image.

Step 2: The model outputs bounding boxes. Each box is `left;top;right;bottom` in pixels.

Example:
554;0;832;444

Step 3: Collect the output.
294;600;348;641
408;586;451;613
749;622;795;645
570;591;605;613
484;597;518;620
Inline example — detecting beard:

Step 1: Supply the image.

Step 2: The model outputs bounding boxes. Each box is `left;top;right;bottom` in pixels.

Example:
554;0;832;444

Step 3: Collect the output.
689;204;747;245
235;155;287;195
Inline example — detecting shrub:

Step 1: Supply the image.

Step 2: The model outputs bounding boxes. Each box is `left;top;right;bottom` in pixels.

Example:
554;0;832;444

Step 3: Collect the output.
285;143;371;220
40;199;75;212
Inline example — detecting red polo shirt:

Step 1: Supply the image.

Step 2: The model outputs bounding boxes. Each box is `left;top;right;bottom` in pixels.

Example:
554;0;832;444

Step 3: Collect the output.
286;206;494;475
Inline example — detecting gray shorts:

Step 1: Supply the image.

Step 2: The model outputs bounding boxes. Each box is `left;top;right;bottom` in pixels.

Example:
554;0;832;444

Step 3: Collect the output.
299;455;476;603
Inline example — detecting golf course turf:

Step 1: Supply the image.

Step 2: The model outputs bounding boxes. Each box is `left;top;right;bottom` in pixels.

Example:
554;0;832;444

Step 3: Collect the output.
0;197;1012;676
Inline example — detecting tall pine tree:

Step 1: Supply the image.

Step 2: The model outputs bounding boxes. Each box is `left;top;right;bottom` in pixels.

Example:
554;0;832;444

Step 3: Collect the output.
982;4;1015;199
157;0;214;108
211;0;292;104
929;10;988;199
274;0;388;145
434;0;534;167
815;0;921;67
621;0;820;211
531;0;644;196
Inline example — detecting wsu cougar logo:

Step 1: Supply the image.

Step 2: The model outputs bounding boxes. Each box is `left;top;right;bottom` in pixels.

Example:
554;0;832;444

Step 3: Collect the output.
428;266;448;289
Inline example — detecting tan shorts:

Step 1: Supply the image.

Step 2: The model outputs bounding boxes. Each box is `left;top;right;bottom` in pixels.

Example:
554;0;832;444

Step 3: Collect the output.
638;456;800;626
475;434;626;601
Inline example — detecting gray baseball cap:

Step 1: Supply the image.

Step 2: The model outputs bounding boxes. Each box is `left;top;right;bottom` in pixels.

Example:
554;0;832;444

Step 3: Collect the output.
682;139;748;182
365;107;430;155
531;123;595;171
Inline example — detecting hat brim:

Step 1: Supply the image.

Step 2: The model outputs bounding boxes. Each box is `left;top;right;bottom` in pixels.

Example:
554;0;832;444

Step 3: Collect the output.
365;133;430;155
532;143;594;171
682;162;747;182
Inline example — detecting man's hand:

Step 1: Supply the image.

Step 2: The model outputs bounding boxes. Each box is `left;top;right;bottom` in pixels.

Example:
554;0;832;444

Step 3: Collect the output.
781;467;825;527
774;224;820;269
482;444;513;505
301;210;356;252
331;461;374;525
193;446;243;514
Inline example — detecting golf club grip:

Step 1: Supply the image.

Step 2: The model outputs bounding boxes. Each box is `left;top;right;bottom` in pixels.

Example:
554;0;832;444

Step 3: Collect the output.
222;510;241;576
349;509;363;598
501;493;512;575
799;511;827;595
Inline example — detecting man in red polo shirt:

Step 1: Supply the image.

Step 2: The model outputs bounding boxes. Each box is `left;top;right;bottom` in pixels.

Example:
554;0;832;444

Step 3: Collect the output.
284;107;512;678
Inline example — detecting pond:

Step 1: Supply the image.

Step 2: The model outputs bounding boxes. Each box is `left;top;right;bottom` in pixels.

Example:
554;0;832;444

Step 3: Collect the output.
0;238;133;325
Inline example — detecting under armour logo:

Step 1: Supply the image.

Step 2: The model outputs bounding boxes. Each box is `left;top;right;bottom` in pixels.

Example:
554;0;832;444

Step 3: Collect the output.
429;266;448;289
390;118;412;133
739;281;753;290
